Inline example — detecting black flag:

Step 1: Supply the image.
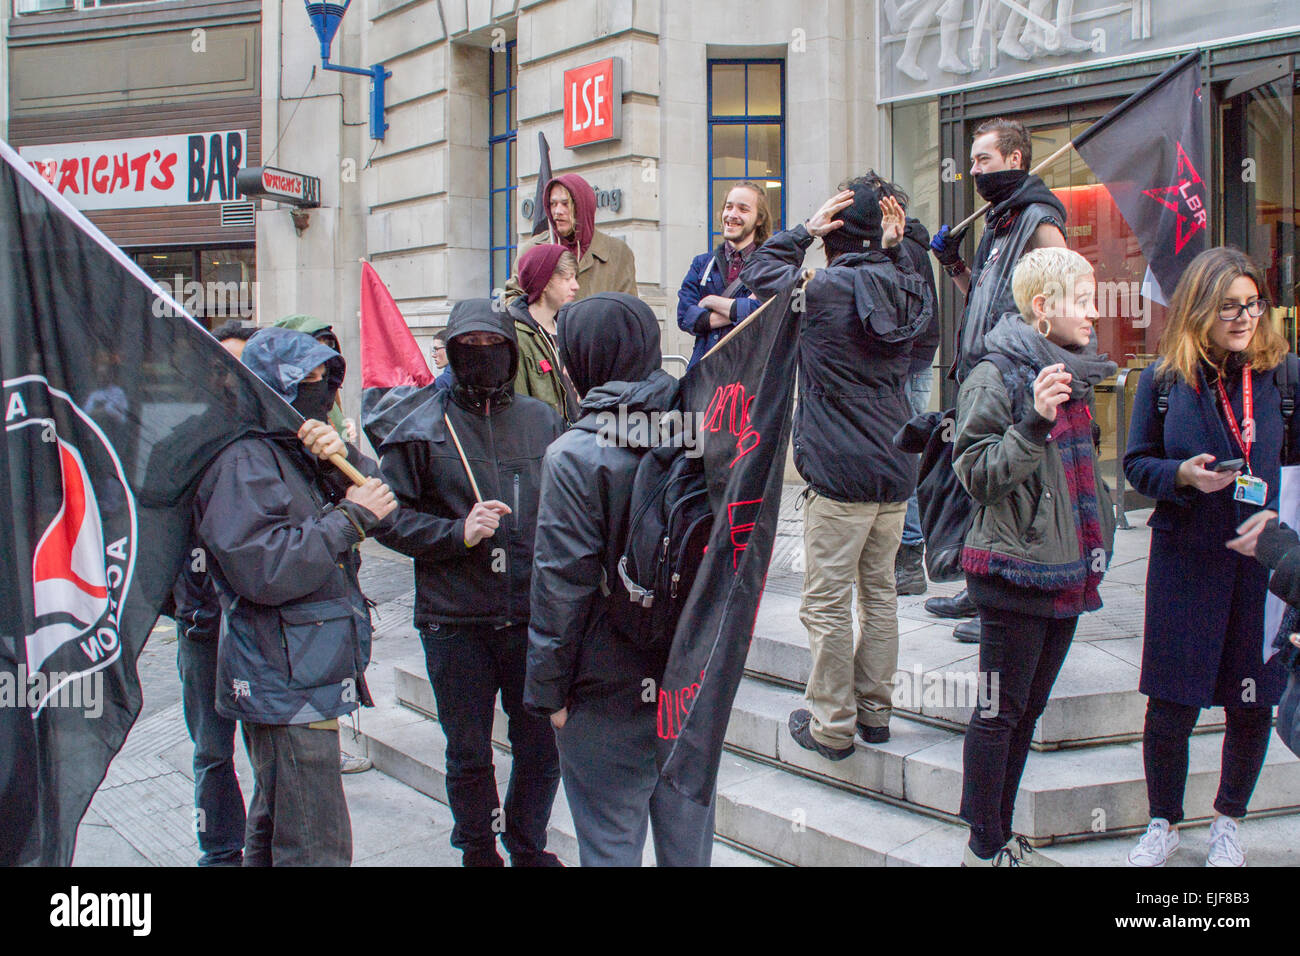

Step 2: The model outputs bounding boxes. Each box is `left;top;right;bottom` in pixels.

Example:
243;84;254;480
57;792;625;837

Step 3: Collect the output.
1073;51;1207;302
655;277;802;806
530;131;553;238
0;139;300;865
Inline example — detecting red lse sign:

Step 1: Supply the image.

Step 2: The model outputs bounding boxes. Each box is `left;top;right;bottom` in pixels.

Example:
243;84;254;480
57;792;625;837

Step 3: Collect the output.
563;58;623;148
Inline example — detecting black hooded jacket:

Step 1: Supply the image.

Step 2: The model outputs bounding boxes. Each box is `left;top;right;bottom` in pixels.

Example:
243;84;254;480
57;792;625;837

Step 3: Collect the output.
525;293;673;717
377;299;563;629
901;218;940;374
743;223;932;503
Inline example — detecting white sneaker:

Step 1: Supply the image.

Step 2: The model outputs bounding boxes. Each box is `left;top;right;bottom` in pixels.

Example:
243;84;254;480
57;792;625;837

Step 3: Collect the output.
1127;818;1179;866
1206;816;1245;867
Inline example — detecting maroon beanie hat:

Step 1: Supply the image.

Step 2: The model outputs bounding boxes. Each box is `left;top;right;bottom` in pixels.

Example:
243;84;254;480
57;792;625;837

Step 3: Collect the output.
517;243;568;304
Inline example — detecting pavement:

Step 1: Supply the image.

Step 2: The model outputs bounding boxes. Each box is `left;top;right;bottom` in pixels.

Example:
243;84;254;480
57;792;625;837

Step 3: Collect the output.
72;486;1300;867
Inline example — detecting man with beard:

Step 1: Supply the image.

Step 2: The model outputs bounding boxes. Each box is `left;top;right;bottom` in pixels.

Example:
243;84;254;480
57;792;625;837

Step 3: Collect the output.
925;117;1068;640
506;173;636;301
378;300;565;867
676;181;770;370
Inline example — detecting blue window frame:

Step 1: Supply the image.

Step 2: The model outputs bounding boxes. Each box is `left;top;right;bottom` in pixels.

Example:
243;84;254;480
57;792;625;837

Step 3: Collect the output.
707;59;785;251
489;41;518;293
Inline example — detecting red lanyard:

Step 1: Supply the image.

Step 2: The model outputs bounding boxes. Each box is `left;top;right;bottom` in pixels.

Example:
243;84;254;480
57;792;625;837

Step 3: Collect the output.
1214;366;1253;467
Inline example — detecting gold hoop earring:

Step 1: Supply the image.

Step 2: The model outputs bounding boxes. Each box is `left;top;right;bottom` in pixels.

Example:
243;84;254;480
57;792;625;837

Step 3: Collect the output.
1036;317;1051;337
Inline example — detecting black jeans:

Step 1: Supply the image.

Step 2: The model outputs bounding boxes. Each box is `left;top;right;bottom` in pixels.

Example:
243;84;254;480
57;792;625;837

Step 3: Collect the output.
242;722;352;866
420;622;561;866
177;630;246;866
960;603;1077;858
1142;697;1273;824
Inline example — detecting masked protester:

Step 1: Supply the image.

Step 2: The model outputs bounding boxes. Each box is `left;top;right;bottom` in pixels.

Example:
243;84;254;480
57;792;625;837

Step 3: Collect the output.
275;314;357;442
926;117;1069;643
377;299;565;867
525;292;716;867
192;328;398;866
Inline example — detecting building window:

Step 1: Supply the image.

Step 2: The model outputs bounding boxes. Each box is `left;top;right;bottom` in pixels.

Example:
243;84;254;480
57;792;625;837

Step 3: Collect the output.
133;246;256;329
707;59;785;251
489;40;518;294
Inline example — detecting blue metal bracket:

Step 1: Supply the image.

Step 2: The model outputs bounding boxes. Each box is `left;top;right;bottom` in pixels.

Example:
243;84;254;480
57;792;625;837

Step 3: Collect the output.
322;60;391;141
305;1;391;141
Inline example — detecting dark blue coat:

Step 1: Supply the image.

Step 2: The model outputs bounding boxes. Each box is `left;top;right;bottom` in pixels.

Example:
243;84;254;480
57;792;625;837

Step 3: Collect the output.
676;245;762;369
1123;357;1300;708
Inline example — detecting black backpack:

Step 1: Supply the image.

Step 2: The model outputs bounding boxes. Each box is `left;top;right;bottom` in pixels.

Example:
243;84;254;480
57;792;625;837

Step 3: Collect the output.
603;444;714;649
1154;352;1299;461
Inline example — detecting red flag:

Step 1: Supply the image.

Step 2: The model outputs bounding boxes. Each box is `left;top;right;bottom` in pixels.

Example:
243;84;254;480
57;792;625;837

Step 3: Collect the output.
359;261;433;388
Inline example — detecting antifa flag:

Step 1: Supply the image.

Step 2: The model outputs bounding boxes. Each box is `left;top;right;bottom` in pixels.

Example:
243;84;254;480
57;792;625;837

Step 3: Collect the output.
358;261;435;449
0;139;301;865
655;277;802;806
1073;51;1207;302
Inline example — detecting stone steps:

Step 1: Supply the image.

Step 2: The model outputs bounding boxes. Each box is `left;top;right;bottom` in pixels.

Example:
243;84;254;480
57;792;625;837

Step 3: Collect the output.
393;657;1300;843
747;586;1226;748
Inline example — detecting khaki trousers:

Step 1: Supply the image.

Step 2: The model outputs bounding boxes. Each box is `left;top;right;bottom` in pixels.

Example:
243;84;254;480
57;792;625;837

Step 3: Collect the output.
799;491;906;749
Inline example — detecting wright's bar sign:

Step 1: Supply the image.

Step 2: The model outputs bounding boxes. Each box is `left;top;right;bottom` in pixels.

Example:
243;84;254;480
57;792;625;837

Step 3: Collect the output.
234;165;322;208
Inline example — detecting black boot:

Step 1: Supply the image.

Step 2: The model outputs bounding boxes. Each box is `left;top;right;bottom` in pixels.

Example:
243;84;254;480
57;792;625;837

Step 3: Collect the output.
953;618;981;643
894;543;927;596
924;587;977;618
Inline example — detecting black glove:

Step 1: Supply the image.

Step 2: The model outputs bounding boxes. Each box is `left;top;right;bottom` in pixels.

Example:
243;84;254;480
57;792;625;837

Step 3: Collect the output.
929;223;963;267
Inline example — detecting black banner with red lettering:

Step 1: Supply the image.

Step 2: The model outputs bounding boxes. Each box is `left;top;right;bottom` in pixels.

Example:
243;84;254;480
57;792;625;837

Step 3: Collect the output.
655;278;801;806
0;139;297;865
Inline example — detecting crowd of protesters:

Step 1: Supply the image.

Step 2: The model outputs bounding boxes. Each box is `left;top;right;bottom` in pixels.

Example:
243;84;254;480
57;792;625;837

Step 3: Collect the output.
175;127;1298;868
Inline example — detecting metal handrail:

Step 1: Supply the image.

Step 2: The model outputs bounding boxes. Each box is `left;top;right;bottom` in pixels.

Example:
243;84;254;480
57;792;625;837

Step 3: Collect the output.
662;354;689;373
1113;367;1136;530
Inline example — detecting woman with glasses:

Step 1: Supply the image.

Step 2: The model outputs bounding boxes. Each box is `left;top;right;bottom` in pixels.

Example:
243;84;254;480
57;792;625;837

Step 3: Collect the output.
1123;247;1300;866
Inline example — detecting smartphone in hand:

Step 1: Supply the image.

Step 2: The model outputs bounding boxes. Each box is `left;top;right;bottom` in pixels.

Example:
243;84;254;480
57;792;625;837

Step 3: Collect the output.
1213;458;1245;473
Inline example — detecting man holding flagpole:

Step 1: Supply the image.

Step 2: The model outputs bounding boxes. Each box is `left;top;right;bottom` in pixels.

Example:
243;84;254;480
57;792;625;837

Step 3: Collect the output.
924;118;1068;641
377;299;565;867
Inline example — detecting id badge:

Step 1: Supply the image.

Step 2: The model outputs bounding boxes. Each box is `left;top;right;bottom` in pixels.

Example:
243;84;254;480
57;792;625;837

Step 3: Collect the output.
1234;474;1268;506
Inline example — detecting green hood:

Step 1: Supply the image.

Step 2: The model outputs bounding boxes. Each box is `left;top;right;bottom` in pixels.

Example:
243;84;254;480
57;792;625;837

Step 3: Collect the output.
274;314;335;336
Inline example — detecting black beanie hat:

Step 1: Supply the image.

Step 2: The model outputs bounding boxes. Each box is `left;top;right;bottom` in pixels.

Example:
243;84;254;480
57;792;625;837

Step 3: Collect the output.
825;179;884;256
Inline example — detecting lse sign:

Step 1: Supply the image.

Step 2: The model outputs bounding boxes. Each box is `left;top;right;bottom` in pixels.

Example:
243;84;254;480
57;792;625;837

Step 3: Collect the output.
563;58;623;148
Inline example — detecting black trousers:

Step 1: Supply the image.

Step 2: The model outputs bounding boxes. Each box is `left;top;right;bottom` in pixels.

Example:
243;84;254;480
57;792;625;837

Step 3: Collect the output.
1142;697;1273;824
242;722;351;867
960;603;1077;858
420;622;561;866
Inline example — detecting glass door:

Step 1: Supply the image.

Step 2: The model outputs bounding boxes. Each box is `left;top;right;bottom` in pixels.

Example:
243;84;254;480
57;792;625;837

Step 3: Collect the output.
1220;58;1297;347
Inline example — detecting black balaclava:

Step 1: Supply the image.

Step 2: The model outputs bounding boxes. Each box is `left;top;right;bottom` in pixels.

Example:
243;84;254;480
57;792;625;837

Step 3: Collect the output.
557;293;661;398
444;298;520;404
975;168;1028;206
292;378;337;422
453;341;513;391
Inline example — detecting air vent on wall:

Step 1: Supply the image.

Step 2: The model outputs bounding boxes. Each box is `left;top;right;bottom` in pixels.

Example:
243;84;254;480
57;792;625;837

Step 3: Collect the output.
221;202;256;228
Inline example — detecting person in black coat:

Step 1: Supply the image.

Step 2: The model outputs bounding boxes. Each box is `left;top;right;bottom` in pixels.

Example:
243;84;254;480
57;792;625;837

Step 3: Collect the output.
194;328;397;866
378;298;564;868
525;292;715;867
1122;247;1300;867
742;179;930;759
